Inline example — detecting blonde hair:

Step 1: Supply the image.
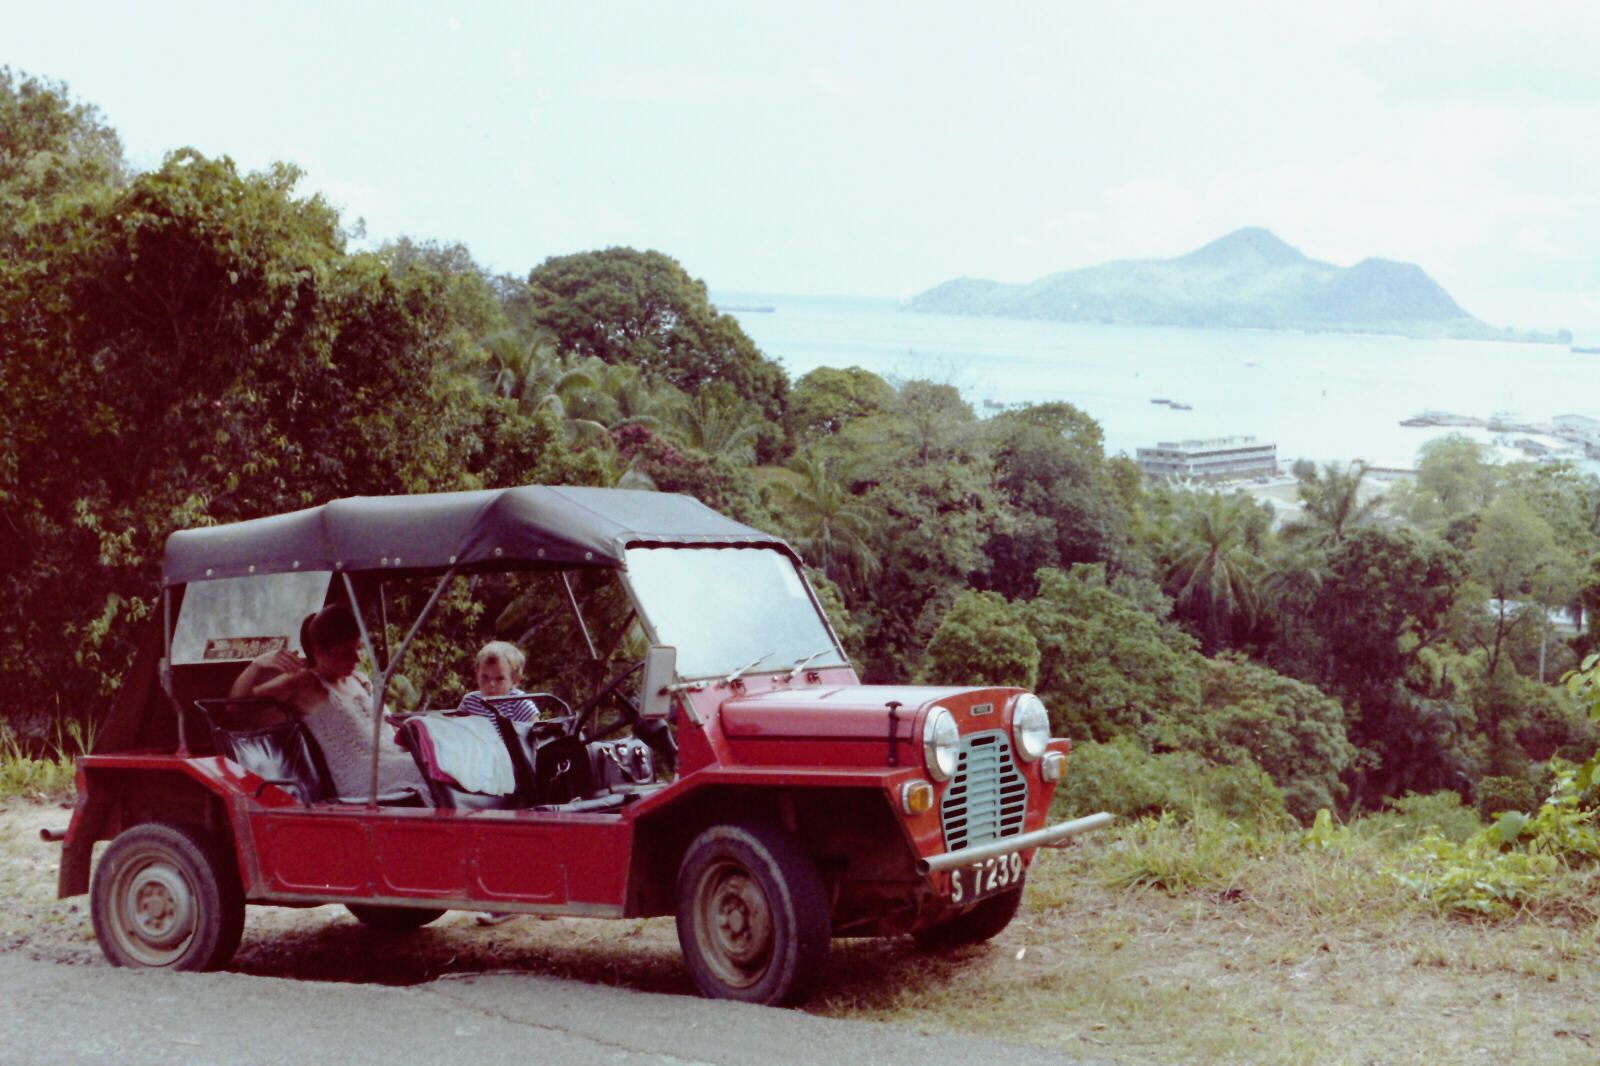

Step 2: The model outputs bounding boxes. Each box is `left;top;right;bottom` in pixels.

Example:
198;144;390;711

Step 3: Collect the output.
475;640;525;680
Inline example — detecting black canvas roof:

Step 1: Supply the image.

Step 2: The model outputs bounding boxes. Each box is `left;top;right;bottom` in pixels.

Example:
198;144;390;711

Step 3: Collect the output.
163;486;790;585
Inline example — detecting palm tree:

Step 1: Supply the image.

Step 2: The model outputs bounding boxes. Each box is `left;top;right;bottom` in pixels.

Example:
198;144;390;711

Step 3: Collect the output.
670;392;761;465
1163;490;1265;652
480;331;607;446
1285;461;1383;548
774;454;879;592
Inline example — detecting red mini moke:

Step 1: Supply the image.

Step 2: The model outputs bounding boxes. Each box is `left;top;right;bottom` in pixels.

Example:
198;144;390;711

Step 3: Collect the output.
57;486;1108;1004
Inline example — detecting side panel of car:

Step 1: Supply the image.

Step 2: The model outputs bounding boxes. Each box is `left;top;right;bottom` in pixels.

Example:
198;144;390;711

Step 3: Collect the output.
241;807;636;913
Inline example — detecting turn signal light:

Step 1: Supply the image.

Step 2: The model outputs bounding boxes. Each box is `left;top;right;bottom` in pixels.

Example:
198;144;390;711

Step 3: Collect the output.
901;780;935;814
1041;751;1068;783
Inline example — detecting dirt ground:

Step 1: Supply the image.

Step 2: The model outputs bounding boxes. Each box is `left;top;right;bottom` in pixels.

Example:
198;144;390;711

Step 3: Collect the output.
10;799;1600;1065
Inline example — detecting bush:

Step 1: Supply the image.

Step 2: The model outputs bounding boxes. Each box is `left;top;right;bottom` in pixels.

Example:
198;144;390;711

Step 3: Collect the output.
1475;775;1539;819
1056;738;1286;824
1355;791;1484;846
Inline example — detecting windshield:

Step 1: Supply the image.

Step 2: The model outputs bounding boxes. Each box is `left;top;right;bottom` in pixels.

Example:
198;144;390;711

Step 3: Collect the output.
624;547;846;680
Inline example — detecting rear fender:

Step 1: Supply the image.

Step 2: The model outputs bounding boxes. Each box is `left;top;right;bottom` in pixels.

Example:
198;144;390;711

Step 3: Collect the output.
57;764;232;898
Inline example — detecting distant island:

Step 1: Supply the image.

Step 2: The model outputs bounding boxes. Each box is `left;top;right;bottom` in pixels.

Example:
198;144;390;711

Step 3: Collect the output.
904;227;1569;343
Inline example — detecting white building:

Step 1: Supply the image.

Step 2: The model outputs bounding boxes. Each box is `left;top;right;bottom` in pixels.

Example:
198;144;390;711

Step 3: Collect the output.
1136;436;1278;480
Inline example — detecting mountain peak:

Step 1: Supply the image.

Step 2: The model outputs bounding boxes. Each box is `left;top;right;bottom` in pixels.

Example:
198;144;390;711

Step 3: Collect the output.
1177;227;1306;270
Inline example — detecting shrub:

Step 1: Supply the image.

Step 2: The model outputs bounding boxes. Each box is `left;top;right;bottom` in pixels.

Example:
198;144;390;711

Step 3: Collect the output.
1056;738;1286;824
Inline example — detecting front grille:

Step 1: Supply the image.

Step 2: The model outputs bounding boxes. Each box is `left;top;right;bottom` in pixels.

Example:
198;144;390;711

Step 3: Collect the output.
940;730;1028;852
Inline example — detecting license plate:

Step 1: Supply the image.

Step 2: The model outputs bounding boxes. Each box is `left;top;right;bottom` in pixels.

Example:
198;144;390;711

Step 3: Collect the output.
948;851;1024;906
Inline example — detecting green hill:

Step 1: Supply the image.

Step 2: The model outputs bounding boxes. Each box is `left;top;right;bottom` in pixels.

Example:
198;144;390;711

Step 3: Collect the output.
906;228;1565;342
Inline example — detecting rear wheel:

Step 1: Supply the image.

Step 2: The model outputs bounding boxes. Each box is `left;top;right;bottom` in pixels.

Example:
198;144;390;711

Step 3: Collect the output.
675;822;830;1006
912;883;1023;951
91;822;244;971
344;904;447;931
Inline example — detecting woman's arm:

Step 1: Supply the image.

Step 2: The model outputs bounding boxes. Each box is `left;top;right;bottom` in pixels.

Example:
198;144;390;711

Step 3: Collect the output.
252;667;320;705
228;648;306;699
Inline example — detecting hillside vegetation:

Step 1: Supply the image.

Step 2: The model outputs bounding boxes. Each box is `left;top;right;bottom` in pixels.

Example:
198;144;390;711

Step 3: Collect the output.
6;66;1600;923
907;226;1568;342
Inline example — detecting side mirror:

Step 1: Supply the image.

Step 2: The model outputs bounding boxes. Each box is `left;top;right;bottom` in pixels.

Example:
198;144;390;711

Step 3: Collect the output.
640;645;677;718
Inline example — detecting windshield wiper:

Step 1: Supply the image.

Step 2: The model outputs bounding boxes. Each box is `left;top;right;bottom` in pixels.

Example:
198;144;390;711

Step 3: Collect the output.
781;648;835;679
724;652;773;685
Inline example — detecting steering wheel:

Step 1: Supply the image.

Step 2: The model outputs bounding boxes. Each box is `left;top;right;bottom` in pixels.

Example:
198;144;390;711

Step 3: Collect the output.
569;659;645;742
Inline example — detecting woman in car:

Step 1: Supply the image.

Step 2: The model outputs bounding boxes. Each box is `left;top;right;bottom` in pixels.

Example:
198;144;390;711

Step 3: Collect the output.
231;604;428;799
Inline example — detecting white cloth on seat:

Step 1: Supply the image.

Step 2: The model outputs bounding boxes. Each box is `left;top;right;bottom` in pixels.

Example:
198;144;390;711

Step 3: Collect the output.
410;714;516;795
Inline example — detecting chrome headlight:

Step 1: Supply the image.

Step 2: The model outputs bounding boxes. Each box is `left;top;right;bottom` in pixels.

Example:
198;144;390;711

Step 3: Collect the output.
1012;694;1050;762
923;706;960;781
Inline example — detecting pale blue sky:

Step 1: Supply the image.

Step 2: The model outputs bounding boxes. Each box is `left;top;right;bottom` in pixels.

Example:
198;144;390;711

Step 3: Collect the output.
11;1;1600;329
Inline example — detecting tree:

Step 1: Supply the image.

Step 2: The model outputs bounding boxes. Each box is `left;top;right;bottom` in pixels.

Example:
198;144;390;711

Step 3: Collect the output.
787;366;895;442
0;146;482;728
1023;565;1199;745
1392;433;1499;526
1190;653;1357;821
1466;494;1579;681
1284;461;1383;547
772;454;879;593
1158;490;1270;652
982;401;1136;599
919;590;1039;689
513;248;788;459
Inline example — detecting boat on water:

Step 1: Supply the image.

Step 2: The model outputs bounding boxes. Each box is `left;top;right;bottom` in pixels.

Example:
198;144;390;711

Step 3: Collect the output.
1150;398;1172;405
1170;402;1193;410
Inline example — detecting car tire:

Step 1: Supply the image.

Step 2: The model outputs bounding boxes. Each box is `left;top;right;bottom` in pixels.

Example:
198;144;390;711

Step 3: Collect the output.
675;821;830;1006
912;882;1024;951
91;821;245;971
344;904;447;931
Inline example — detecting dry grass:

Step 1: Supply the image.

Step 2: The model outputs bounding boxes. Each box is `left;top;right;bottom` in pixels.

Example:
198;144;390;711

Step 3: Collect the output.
7;798;1600;1064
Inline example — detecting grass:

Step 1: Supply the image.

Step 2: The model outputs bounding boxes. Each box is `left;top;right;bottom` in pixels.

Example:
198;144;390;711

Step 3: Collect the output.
6;737;1600;1062
809;804;1600;1064
0;717;89;802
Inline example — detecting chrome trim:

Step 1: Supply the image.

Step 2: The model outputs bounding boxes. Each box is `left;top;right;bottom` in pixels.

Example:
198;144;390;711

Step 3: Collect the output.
916;811;1113;874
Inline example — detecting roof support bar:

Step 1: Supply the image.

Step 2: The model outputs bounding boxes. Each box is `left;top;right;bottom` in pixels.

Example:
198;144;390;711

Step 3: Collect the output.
343;567;456;804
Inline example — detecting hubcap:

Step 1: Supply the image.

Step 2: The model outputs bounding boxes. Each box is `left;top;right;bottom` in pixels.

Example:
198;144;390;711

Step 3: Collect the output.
696;861;774;987
114;853;197;964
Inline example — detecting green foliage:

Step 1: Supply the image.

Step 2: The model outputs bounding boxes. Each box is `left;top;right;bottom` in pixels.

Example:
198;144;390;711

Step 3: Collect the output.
919;590;1039;688
1390;433;1500;526
1;140;488;720
1187;652;1358;821
514;248;789;460
1055;737;1286;825
982;401;1138;600
1097;808;1281;894
787;366;894;442
1283;460;1383;547
1024;565;1199;743
1152;488;1270;652
1475;774;1540;819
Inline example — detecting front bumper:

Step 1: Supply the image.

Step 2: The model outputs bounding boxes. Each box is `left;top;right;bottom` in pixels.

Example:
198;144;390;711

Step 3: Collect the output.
916;811;1113;874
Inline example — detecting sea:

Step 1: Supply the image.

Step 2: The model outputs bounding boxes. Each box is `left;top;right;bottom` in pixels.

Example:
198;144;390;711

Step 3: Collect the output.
714;292;1600;476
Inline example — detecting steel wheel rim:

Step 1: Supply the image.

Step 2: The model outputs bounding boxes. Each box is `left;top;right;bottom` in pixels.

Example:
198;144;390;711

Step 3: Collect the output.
109;847;198;966
692;858;774;989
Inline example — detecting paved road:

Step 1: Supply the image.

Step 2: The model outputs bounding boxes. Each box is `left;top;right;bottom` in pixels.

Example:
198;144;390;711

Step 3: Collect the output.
0;955;1110;1066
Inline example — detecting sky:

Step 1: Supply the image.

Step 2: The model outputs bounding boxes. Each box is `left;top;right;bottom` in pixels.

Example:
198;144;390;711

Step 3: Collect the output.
11;0;1600;330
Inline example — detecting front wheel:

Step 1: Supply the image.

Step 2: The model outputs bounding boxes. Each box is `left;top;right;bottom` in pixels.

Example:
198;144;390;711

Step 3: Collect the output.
912;883;1023;951
91;822;245;971
675;822;830;1006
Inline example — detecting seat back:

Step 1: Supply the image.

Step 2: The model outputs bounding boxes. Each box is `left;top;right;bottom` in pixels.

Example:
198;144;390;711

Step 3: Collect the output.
195;700;334;805
223;721;334;804
397;713;538;810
